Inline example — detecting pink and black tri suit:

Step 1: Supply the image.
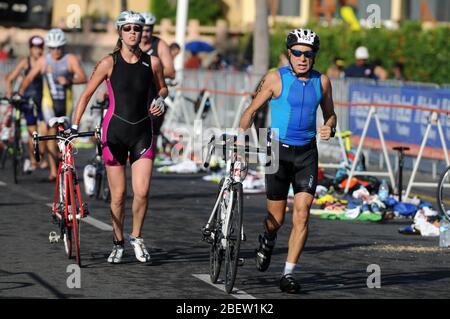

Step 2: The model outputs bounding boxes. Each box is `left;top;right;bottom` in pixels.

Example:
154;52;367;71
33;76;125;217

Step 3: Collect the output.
102;51;157;166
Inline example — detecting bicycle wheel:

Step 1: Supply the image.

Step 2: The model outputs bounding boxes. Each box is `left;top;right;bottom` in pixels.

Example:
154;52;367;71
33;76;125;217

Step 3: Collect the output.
67;171;81;266
437;165;450;220
210;179;225;283
224;183;243;294
0;144;8;169
12;122;21;184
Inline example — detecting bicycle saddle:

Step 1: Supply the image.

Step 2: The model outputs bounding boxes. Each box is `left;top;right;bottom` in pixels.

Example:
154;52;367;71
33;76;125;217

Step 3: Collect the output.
48;116;70;128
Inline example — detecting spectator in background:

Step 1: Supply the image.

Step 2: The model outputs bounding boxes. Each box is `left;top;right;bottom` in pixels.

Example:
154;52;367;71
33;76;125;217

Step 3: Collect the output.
208;53;224;70
344;46;376;79
373;58;388;81
0;42;9;61
184;51;202;69
393;62;406;81
338;0;361;31
169;42;181;59
326;57;345;78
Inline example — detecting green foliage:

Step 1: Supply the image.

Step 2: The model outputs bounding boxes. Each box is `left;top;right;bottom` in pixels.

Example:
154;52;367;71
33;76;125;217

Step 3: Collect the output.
267;22;450;84
151;0;224;25
151;0;176;22
188;0;223;25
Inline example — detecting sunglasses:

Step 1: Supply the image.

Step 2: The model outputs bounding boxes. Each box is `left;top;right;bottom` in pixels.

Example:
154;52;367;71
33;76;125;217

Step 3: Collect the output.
143;27;153;33
290;49;316;58
122;25;143;33
49;46;63;51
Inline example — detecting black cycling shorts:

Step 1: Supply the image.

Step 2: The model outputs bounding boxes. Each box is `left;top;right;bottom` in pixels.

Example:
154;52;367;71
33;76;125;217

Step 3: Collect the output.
265;139;318;200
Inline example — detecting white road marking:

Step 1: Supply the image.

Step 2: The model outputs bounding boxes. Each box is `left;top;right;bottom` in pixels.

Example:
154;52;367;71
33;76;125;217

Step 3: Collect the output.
45;203;112;231
192;274;256;299
83;216;113;231
0;181;6;186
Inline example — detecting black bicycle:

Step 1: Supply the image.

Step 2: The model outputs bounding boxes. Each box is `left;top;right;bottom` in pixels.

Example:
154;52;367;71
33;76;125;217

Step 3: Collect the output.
89;98;110;201
0;96;37;184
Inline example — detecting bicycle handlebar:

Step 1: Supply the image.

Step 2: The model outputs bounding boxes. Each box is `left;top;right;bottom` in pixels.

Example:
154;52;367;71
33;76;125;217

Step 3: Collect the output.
32;130;98;162
0;96;35;106
203;134;269;168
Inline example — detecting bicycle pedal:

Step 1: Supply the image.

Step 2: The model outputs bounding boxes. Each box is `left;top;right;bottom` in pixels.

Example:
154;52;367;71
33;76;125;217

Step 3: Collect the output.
201;227;214;244
49;231;60;243
242;233;247;242
238;258;245;267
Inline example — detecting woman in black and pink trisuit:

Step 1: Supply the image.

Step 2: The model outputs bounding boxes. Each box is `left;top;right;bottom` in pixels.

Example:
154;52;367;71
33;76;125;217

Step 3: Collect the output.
72;10;168;264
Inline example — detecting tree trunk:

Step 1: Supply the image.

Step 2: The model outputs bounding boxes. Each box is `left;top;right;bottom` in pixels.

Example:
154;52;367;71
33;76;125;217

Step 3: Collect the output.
121;0;127;11
253;0;269;75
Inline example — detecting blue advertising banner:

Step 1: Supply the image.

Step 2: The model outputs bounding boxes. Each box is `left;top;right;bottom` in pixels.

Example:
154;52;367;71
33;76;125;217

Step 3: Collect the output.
348;84;450;149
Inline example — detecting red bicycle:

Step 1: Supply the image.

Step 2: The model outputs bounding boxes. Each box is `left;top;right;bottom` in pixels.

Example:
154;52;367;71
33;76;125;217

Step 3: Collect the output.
32;117;100;267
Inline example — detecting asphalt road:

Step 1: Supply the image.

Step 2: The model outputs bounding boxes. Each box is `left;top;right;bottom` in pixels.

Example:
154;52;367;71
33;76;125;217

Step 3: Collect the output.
1;147;450;300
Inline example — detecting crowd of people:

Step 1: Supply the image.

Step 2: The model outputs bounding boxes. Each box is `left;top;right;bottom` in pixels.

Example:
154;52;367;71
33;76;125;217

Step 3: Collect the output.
325;46;407;81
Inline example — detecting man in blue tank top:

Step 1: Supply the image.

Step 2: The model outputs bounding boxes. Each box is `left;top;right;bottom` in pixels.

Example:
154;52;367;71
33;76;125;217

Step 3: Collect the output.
239;28;337;293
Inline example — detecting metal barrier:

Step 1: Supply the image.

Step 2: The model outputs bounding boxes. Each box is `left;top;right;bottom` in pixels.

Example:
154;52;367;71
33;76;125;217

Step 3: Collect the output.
2;62;450;195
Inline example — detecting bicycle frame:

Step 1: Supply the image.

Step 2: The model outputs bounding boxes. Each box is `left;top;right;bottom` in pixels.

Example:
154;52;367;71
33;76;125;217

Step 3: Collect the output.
51;124;86;223
204;158;245;249
33;119;98;266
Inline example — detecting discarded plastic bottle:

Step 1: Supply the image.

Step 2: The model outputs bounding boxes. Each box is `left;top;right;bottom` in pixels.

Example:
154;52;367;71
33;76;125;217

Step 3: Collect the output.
378;180;389;202
439;219;449;248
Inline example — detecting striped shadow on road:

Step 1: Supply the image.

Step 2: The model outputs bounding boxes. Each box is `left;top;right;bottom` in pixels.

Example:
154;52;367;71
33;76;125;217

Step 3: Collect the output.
192;274;256;299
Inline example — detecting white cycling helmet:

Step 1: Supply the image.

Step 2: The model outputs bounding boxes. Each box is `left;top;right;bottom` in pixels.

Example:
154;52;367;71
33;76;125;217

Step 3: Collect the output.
141;12;156;26
286;28;320;51
355;46;369;60
83;164;96;197
45;28;66;48
115;10;145;30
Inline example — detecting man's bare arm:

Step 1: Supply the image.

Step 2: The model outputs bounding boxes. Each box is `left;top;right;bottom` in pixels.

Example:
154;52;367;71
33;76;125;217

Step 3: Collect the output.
239;71;277;131
318;74;337;140
68;54;87;85
151;56;168;98
158;40;176;79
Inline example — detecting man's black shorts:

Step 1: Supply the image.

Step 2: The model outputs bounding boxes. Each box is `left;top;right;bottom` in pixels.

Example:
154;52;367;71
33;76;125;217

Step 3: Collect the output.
265;139;318;200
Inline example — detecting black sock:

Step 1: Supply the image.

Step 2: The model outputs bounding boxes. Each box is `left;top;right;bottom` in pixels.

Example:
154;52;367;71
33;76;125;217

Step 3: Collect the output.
113;239;124;246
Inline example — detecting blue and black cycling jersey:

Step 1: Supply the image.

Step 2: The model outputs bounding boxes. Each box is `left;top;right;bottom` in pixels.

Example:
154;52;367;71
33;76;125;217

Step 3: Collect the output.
269;66;322;146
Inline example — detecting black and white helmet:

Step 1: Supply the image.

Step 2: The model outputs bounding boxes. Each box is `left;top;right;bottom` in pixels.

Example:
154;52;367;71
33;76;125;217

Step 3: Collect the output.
115;10;145;30
141;12;156;26
286;28;320;51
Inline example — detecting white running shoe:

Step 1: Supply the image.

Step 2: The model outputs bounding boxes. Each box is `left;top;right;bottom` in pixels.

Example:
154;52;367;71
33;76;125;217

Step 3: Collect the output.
128;235;151;263
107;244;124;264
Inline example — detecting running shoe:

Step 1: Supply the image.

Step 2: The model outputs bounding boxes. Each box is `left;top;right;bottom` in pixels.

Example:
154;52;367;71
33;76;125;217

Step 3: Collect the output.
128;235;151;263
255;233;276;272
107;242;124;264
280;274;300;293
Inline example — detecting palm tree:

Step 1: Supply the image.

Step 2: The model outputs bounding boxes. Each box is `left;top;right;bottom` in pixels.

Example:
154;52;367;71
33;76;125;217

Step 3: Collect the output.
253;0;270;75
121;0;127;11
